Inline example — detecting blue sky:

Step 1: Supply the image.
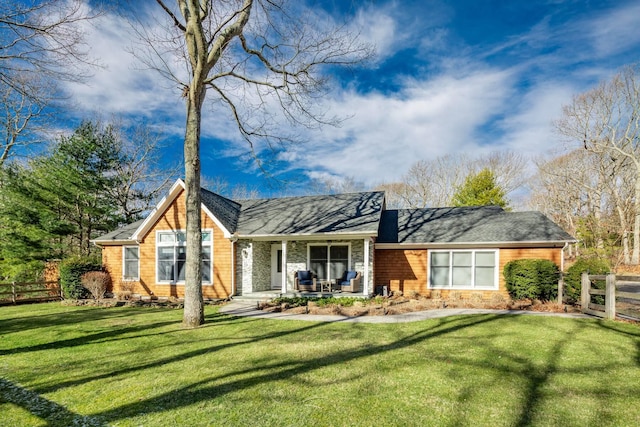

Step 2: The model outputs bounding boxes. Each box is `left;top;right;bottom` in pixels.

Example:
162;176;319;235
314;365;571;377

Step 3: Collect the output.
60;0;640;197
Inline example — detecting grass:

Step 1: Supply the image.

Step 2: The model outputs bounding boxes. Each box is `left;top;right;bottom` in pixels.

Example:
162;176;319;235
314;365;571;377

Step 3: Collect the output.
1;303;639;426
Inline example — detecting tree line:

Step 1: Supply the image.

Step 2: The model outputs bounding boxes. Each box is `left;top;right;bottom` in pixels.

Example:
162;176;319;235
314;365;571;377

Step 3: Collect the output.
0;120;176;280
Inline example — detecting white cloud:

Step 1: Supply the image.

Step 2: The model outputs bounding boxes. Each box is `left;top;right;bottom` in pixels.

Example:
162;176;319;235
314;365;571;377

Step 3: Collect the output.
285;67;516;185
63;7;185;127
351;6;399;63
495;82;577;157
56;0;640;195
589;2;640;59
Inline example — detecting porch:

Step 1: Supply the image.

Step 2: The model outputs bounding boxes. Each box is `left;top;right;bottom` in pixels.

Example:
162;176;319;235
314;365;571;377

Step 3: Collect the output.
235;238;374;297
232;289;369;301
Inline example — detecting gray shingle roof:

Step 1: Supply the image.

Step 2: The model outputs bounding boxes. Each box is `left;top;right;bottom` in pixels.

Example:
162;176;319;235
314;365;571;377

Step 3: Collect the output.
95;184;574;246
236;191;385;236
93;219;144;242
93;190;384;242
200;188;241;233
378;206;575;244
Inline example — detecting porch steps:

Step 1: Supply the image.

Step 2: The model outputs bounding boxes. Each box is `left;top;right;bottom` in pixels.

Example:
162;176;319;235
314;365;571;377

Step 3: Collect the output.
232;291;367;301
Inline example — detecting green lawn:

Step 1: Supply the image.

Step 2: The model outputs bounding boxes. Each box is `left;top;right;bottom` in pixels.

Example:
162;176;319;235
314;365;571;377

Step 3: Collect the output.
1;303;639;427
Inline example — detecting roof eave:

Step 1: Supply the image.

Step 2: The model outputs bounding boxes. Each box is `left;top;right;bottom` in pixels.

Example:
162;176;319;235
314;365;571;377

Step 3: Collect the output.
375;239;576;250
91;239;138;247
239;231;378;241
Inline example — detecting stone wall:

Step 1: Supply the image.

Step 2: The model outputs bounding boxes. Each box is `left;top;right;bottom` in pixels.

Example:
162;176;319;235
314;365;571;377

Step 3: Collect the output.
251;241;271;291
236;240;252;296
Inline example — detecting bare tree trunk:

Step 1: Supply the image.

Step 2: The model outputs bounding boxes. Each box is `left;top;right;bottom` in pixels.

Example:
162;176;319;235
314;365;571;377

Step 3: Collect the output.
146;0;370;326
183;87;205;328
634;173;640;264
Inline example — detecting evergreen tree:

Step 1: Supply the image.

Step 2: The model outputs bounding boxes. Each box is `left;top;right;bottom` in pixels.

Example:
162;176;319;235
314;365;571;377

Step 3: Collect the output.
450;168;510;209
0;121;144;278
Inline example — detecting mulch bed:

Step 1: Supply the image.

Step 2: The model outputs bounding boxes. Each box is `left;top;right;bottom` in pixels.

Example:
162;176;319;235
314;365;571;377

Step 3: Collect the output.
258;295;580;317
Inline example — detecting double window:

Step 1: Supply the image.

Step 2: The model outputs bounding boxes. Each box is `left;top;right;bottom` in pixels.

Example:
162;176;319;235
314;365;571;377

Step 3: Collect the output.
123;246;139;280
429;250;497;289
309;244;349;281
156;230;212;284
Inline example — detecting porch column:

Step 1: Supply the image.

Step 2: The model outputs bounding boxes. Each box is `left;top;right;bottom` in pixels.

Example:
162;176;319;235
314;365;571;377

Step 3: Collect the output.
363;238;370;295
281;240;287;294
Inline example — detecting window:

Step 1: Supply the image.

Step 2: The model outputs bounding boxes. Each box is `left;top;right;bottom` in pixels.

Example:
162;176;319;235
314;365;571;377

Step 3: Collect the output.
429;250;497;289
156;230;212;284
123;246;139;280
308;244;350;281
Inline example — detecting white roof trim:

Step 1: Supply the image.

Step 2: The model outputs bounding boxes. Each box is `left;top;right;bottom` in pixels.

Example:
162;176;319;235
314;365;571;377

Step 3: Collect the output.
130;178;232;241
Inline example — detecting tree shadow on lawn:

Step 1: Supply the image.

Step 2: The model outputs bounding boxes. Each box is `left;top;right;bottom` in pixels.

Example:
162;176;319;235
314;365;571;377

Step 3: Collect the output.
87;315;640;426
31;313;312;395
0;378;107;427
442;318;640;427
0;307;242;357
0;318;180;356
88;314;503;423
7;309;640;426
0;304;173;334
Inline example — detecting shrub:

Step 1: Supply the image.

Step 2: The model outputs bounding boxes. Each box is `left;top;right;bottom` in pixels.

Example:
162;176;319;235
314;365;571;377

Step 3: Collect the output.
563;257;610;304
82;271;111;300
0;260;45;282
59;256;102;299
315;297;358;307
503;259;560;301
271;297;310;307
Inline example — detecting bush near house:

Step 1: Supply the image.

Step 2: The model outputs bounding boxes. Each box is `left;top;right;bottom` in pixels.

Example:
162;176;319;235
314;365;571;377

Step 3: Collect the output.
503;259;560;301
59;256;102;299
563;257;610;304
81;271;111;300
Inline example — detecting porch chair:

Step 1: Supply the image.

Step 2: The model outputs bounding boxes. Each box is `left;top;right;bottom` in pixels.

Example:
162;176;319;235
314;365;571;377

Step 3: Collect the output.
294;270;317;292
337;270;361;293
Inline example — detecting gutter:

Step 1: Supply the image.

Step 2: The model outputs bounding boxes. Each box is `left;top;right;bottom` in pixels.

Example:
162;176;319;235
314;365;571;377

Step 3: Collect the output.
374;240;577;250
239;232;378;241
90;239;138;247
561;241;569;271
230;233;238;297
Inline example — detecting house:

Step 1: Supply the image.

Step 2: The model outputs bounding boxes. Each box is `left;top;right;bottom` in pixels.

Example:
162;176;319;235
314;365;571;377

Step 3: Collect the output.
93;179;575;300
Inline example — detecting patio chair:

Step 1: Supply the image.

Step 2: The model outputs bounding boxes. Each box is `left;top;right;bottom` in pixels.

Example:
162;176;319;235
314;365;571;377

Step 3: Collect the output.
294;270;317;292
337;270;361;293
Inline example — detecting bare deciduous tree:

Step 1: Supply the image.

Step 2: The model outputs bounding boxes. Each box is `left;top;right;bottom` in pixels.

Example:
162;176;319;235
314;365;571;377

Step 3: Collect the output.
531;148;635;265
556;64;640;264
110;123;181;222
0;0;97;165
379;151;527;209
137;0;371;326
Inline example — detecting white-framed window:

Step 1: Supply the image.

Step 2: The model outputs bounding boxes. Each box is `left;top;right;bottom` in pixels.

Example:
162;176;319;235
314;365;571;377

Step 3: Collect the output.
308;243;350;281
429;250;498;289
122;246;139;281
156;230;212;284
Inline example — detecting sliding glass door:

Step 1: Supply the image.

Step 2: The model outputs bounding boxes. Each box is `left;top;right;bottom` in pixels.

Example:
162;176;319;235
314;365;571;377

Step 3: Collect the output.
309;244;350;281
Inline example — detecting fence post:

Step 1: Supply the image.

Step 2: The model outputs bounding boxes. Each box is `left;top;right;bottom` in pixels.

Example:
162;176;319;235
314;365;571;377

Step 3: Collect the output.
557;274;564;305
605;273;616;320
11;281;16;304
581;272;590;313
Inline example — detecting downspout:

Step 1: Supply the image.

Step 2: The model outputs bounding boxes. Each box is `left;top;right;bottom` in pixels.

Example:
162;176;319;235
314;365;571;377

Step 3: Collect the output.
561;242;569;272
364;238;370;295
230;233;239;298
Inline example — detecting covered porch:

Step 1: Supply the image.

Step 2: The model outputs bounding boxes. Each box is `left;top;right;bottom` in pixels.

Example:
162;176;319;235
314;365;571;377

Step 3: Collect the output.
235;237;374;297
231;289;369;302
